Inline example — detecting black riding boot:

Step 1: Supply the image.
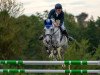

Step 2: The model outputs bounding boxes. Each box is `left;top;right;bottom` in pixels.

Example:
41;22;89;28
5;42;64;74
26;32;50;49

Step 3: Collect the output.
62;30;69;39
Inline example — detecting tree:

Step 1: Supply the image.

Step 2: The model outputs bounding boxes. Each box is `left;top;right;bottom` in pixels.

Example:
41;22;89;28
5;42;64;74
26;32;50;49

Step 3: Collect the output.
0;0;23;59
76;12;88;28
0;0;23;17
96;17;100;27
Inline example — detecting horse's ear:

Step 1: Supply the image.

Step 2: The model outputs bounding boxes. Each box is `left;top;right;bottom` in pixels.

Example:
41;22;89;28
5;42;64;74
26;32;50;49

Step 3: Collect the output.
44;20;47;25
50;19;52;25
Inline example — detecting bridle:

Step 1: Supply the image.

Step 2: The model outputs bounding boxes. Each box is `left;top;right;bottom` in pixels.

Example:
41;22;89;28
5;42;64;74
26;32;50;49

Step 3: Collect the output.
45;26;60;47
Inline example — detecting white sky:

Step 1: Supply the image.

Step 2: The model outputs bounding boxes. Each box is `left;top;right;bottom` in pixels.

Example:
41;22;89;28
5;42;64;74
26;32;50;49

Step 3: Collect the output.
17;0;100;20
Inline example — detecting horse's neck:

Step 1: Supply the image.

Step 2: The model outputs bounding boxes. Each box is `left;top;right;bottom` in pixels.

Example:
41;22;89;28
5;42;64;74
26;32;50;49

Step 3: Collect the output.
54;27;61;38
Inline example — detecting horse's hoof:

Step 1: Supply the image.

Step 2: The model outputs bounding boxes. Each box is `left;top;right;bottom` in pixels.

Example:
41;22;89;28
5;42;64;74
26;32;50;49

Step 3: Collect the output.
53;58;57;61
46;50;51;55
53;50;58;55
62;64;66;69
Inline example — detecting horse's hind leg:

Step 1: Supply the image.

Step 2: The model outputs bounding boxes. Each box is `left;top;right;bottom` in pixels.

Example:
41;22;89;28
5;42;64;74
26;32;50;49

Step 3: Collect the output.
57;47;62;60
61;48;64;60
61;46;66;60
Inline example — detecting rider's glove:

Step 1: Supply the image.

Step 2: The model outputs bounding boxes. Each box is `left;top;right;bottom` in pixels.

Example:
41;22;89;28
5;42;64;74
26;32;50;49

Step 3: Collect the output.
54;22;58;27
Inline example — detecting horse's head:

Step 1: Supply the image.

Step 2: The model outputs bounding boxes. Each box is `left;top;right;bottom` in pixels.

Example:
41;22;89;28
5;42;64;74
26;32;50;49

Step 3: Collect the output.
44;19;54;44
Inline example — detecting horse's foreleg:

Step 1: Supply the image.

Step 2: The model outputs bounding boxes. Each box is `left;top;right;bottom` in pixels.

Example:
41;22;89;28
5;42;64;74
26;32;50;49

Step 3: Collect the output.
53;47;58;56
45;46;51;55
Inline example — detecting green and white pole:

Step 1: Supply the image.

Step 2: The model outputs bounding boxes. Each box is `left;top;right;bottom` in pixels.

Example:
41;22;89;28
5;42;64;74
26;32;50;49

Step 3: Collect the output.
0;60;100;65
0;69;100;74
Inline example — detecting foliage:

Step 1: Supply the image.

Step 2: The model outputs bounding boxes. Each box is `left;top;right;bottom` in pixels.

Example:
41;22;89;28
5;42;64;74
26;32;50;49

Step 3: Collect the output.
0;0;100;75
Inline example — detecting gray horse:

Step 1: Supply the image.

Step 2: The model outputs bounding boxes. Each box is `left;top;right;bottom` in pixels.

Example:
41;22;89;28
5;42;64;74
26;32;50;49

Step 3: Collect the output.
43;19;68;60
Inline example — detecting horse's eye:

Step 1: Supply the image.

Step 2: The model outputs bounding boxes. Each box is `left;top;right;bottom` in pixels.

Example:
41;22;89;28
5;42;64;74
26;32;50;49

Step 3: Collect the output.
51;29;54;31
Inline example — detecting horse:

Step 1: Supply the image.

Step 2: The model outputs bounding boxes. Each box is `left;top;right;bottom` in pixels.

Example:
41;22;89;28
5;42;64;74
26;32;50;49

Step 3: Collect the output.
43;19;68;60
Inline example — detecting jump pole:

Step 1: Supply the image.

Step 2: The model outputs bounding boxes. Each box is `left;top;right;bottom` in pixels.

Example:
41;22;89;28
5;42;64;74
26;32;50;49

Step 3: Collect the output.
0;60;100;65
0;69;100;74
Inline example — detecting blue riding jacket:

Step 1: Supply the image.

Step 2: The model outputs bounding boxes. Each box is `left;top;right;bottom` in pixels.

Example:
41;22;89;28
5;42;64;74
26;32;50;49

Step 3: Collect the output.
48;9;64;26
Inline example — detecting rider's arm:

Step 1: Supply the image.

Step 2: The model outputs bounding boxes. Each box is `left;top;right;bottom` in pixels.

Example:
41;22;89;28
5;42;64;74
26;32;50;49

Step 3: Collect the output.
48;9;55;19
60;12;64;26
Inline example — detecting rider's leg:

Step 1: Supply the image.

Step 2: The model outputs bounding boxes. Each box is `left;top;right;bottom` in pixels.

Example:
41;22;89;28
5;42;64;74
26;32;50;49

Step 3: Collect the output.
60;23;69;39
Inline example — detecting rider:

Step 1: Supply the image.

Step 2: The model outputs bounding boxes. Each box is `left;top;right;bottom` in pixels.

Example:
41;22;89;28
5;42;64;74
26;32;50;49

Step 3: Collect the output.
39;3;69;40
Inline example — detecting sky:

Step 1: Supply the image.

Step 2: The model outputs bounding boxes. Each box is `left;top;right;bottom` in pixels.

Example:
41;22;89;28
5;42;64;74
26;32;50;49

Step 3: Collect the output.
17;0;100;20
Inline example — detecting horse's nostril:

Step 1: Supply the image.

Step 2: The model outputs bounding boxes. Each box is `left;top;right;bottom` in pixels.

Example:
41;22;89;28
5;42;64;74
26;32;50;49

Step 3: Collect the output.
46;40;48;43
46;40;50;44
